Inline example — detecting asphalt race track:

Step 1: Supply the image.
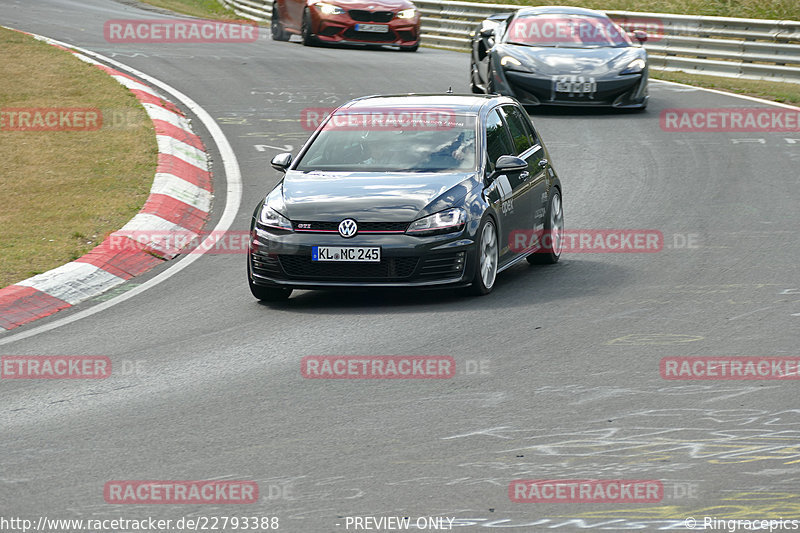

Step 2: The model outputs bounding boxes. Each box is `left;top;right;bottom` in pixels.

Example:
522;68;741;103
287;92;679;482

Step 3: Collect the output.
1;0;799;530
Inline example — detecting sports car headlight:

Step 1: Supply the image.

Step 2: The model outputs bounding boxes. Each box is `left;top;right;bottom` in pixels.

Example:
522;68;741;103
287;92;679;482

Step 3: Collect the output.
620;58;646;75
500;55;532;72
397;8;416;19
316;2;345;15
258;204;293;231
406;208;466;236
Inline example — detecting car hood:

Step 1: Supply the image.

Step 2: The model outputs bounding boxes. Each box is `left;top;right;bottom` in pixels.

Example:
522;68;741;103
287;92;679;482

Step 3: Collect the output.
278;170;476;222
327;0;415;10
496;44;644;77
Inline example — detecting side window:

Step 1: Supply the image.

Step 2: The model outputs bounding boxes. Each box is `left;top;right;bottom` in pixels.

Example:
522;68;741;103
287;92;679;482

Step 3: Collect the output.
501;105;538;154
485;109;514;171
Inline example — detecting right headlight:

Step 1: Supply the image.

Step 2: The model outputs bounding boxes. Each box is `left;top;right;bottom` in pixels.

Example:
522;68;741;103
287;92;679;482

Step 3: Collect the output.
406;208;466;236
258;204;292;231
315;2;345;15
500;55;533;72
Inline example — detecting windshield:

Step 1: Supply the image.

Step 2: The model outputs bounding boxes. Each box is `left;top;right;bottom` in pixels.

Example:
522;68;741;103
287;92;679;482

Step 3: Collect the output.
295;110;478;173
506;14;632;48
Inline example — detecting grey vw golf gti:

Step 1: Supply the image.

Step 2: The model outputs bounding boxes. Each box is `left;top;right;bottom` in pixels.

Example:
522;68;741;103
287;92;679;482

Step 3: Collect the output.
248;94;563;301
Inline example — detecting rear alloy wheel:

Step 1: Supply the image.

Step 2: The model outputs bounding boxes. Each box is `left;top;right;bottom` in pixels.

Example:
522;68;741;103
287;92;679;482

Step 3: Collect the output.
469;218;498;295
301;8;317;46
270;4;290;41
527;189;563;265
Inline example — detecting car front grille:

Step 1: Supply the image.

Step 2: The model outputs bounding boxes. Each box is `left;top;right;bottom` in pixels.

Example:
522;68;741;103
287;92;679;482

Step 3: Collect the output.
278;255;418;281
349;10;394;22
293;221;408;233
343;28;397;42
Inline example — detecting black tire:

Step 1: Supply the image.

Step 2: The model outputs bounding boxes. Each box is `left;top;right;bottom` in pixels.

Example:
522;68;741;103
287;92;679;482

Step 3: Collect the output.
400;42;419;52
271;4;290;41
527;188;563;265
301;8;316;46
248;258;292;301
470;63;483;94
468;217;499;295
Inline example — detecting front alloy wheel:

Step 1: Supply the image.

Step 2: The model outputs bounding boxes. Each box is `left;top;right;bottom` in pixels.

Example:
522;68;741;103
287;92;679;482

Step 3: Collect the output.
469;218;498;295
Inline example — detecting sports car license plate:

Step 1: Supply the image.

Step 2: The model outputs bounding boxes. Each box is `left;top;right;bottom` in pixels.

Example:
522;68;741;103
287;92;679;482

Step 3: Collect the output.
312;246;381;262
355;24;389;33
553;75;597;94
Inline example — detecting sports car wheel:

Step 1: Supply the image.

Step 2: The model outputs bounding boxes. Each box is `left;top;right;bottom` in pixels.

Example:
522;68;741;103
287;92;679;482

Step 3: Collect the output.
270;4;290;41
528;188;563;265
301;8;317;46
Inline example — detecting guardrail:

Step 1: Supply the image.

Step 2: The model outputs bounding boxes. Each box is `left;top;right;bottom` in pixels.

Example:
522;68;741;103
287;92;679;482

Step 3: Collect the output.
219;0;800;84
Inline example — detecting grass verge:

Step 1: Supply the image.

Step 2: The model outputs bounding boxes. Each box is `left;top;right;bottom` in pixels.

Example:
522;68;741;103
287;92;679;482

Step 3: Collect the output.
139;0;239;19
0;27;157;288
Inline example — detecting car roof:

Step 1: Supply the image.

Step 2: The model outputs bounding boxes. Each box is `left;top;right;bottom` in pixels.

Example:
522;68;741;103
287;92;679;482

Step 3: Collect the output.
337;94;518;115
514;5;608;17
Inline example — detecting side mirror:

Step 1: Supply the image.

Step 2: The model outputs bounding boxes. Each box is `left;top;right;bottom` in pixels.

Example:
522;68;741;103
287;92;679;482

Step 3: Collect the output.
271;152;292;172
486;155;527;185
480;27;495;39
632;30;647;43
494;155;527;174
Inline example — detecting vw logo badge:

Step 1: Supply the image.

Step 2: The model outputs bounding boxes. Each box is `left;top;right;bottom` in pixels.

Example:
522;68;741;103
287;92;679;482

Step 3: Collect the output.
338;218;358;238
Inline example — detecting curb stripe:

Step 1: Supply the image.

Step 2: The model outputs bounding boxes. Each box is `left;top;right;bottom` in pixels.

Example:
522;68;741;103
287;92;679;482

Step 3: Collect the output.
151;173;213;212
74;240;163;280
141;193;209;233
153;119;205;151
0;286;70;330
157;153;213;192
156;135;208;169
16;263;126;305
115;213;199;260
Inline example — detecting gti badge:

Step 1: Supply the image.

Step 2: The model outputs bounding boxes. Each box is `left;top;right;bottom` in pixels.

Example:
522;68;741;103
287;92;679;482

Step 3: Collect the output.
338;218;358;238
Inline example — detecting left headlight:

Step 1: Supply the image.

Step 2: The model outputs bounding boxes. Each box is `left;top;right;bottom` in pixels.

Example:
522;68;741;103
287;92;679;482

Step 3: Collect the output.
397;8;416;19
316;2;345;15
406;208;466;236
620;58;646;75
258;204;293;231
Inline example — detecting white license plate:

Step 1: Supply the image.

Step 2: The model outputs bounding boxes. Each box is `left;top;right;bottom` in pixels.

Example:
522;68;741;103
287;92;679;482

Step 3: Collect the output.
553;75;597;94
312;246;381;262
355;23;389;33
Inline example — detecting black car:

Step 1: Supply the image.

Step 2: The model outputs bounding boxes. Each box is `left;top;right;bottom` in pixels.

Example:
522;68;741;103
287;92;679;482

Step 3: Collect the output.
470;6;649;109
248;94;563;301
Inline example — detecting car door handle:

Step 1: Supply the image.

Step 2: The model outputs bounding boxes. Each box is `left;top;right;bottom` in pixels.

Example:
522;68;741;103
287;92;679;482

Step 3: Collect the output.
538;159;548;169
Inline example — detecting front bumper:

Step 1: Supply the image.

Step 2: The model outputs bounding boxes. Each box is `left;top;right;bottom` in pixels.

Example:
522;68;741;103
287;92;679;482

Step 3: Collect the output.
249;226;476;290
312;10;420;46
501;70;648;108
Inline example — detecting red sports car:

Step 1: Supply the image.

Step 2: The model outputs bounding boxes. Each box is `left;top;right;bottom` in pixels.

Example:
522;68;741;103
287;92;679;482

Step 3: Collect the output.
270;0;421;51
